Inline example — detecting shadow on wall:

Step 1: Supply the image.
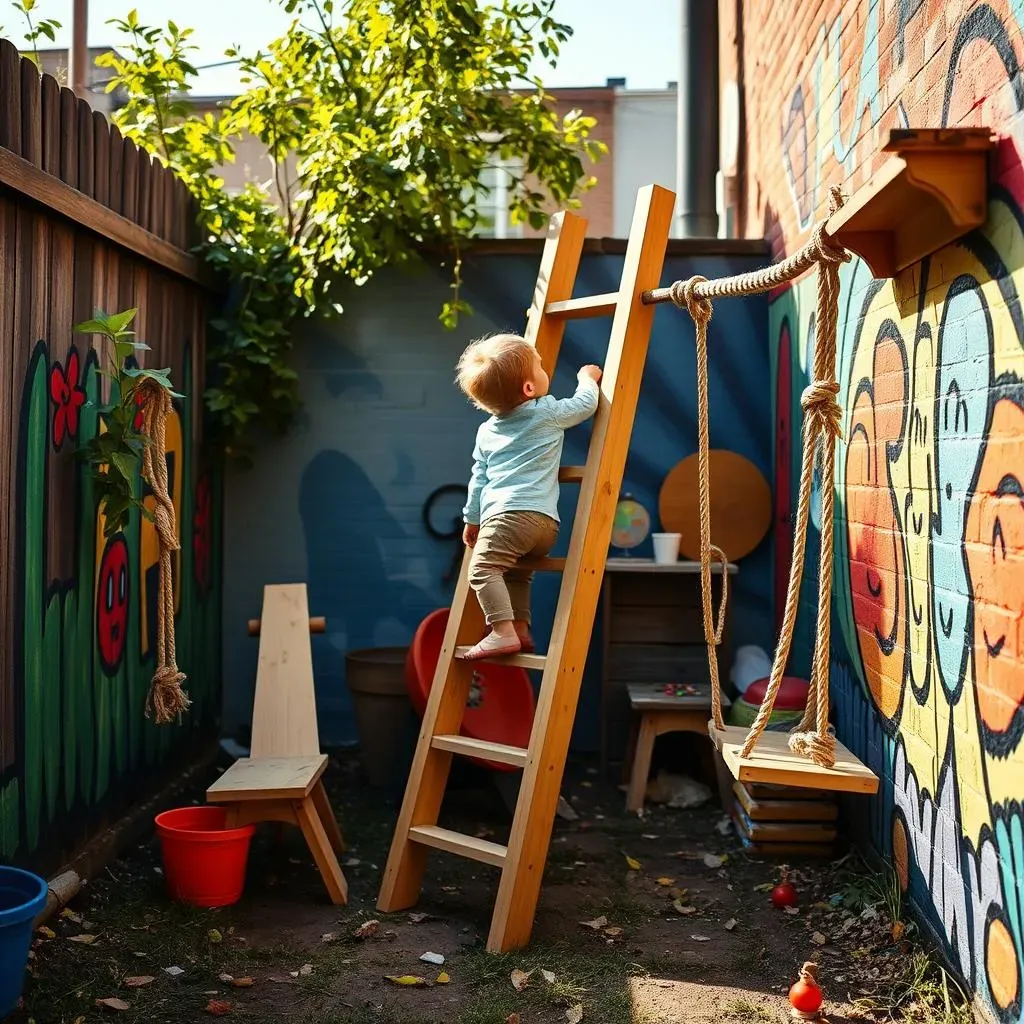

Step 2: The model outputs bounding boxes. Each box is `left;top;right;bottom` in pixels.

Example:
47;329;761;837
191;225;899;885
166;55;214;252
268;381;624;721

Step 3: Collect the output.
299;450;434;745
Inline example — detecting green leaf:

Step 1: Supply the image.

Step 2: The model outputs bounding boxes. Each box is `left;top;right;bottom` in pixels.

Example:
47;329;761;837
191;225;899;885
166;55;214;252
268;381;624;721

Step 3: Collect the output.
109;450;139;483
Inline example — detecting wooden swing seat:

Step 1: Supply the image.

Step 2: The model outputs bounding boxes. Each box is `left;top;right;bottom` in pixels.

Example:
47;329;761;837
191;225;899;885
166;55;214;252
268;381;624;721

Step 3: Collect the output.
709;723;878;794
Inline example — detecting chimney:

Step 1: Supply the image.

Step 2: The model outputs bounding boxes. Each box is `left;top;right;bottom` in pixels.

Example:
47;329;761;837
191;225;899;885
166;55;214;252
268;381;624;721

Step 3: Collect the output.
675;0;719;237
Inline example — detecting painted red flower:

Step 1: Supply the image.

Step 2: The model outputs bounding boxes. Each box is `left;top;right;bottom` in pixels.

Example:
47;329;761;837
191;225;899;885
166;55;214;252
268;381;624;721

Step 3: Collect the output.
193;474;213;595
132;391;146;431
49;347;86;448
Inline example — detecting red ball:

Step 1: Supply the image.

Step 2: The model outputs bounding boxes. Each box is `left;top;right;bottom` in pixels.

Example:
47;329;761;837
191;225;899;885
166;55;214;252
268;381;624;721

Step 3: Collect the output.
770;880;798;908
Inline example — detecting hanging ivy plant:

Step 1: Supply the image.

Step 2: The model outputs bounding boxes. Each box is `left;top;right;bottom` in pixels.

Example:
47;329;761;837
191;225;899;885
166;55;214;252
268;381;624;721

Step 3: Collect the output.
75;308;182;539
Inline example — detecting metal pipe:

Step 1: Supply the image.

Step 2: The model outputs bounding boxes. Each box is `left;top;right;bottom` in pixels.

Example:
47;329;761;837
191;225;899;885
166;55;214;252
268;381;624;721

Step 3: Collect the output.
68;0;88;99
675;0;720;237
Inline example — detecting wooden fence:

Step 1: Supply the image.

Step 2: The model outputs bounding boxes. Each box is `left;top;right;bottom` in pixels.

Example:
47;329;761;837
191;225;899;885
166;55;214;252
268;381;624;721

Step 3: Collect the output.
0;38;222;867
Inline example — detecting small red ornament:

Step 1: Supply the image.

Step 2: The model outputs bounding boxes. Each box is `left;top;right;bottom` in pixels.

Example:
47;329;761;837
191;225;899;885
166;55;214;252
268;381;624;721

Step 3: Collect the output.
789;961;823;1019
770;868;798;909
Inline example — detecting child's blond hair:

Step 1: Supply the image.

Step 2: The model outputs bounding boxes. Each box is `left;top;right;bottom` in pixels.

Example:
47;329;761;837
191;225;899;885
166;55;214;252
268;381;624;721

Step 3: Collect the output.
455;333;537;415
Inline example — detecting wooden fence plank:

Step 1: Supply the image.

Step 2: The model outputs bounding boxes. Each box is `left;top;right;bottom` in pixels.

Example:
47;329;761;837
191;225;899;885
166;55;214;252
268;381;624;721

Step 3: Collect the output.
58;87;77;186
0;41;23;154
108;124;123;216
150;158;165;242
121;137;138;222
20;57;41;167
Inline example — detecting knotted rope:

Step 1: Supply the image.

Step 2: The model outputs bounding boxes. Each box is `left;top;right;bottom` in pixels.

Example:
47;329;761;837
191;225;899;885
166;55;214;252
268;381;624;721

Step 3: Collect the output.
666;185;850;769
138;380;190;724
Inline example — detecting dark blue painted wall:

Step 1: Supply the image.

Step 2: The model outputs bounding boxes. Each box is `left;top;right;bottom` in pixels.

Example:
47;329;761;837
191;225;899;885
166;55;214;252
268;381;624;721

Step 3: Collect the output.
222;248;772;749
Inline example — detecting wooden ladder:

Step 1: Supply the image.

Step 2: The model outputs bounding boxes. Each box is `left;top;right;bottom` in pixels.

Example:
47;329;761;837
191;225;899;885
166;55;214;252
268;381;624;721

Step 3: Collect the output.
377;184;676;952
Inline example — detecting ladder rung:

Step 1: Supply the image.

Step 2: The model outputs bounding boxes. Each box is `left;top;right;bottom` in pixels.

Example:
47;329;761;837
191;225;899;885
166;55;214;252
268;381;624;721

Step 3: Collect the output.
545;293;619;319
408;825;508;867
455;647;547;671
518;557;565;572
432;735;529;768
558;466;585;482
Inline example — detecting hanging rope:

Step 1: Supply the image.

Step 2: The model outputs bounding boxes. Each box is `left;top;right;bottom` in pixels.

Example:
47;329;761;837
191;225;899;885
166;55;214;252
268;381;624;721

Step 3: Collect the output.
138;380;190;724
663;186;849;769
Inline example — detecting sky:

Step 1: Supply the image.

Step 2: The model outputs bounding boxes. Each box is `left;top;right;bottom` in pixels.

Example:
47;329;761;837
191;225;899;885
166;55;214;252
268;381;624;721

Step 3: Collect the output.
28;0;682;97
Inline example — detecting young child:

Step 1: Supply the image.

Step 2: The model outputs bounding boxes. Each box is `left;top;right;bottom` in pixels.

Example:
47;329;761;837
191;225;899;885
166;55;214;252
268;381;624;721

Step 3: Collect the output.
456;333;602;659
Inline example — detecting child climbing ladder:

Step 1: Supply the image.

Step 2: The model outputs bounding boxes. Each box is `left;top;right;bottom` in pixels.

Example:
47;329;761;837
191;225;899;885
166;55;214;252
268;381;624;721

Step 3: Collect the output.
377;185;677;953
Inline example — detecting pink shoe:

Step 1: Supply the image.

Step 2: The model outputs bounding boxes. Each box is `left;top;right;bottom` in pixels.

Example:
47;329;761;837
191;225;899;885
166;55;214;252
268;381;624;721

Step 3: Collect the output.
517;632;535;653
462;632;522;660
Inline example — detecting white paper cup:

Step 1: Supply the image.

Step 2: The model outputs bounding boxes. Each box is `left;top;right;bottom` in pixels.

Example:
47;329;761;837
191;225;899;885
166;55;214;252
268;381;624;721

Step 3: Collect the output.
651;532;681;565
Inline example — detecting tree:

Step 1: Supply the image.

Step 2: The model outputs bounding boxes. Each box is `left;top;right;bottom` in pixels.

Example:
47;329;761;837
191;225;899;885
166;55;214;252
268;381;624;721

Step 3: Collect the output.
100;0;605;459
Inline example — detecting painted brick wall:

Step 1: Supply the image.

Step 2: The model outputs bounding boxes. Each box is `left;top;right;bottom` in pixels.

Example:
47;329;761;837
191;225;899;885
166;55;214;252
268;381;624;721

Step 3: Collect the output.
221;244;772;760
725;1;1024;1018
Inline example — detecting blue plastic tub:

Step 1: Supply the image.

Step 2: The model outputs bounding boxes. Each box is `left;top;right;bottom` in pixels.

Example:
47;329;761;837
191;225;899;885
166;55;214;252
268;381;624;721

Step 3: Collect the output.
0;866;48;1016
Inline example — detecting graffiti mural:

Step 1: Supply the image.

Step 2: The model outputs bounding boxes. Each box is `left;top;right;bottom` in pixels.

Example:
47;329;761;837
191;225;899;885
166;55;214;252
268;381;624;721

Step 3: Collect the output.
0;340;222;862
765;3;1024;1021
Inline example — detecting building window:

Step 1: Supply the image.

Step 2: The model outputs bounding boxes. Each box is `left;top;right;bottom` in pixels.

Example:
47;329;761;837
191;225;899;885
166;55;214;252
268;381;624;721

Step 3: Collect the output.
473;156;524;239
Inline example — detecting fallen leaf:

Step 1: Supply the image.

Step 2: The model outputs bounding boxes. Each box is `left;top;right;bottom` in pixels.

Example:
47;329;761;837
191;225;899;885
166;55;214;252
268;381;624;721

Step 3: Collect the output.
36;926;56;939
409;913;430;924
62;909;83;924
541;969;556;984
299;964;313;976
511;968;532;992
753;883;774;892
204;1000;232;1016
641;833;659;839
353;920;379;940
95;998;130;1012
385;975;427;986
69;933;98;944
811;931;828;946
231;978;254;988
673;899;697;915
892;921;905;941
343;857;361;867
715;816;733;835
724;919;738;931
321;932;337;943
208;929;223;944
579;916;608;931
668;887;687;900
624;855;642;871
813;901;832;911
702;853;726;868
566;1003;584;1023
656;877;675;887
164;966;185;977
691;934;711;942
218;974;234;984
420;952;445;965
784;906;800;916
123;976;155;988
603;926;624;939
436;972;450;985
506;1016;522;1024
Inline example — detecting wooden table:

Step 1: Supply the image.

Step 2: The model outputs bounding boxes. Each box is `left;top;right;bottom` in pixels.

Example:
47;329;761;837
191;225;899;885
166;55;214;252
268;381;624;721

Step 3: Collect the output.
599;558;738;773
624;682;733;812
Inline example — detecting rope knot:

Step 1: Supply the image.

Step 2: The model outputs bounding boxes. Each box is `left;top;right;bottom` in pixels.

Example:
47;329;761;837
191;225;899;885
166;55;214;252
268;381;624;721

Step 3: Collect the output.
670;275;713;324
789;725;836;769
801;380;843;439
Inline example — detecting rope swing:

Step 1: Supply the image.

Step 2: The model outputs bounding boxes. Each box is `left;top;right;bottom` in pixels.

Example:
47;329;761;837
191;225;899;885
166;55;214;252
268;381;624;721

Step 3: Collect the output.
656;186;850;769
138;379;190;725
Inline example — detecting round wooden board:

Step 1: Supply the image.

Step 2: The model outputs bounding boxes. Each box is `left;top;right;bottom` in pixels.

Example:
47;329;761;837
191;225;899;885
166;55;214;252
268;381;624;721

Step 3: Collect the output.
658;450;772;561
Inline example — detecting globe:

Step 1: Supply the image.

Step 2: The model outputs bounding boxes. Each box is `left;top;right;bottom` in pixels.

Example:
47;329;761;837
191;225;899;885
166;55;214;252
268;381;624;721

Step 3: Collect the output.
611;495;651;553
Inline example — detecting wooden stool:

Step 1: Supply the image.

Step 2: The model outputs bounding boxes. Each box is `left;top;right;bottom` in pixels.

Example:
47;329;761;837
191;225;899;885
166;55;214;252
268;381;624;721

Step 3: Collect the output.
624;682;733;813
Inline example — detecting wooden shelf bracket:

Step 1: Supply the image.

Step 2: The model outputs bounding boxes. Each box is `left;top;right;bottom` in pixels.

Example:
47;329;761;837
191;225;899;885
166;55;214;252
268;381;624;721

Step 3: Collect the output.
825;127;996;278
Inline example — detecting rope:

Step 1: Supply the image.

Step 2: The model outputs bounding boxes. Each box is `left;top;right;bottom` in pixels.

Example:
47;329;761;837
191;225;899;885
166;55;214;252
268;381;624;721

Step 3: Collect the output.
138;381;190;724
669;185;850;769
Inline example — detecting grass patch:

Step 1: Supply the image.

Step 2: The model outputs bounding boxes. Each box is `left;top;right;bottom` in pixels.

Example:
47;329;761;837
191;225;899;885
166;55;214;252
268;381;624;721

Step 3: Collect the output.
724;998;774;1020
852;949;974;1024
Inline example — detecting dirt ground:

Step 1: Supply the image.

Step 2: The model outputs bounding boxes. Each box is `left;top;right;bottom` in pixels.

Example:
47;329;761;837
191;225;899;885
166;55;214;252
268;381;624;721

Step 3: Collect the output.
12;753;970;1024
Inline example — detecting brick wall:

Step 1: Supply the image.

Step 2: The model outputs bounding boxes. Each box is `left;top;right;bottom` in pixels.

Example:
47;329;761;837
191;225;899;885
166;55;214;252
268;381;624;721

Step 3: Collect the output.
725;2;1024;1018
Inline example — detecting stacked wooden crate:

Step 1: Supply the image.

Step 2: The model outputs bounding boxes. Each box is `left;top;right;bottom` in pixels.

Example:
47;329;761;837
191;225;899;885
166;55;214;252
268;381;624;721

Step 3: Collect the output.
730;780;837;858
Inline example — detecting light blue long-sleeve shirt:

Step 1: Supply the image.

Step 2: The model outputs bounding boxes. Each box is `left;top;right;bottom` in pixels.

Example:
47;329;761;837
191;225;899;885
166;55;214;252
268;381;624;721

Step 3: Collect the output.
463;378;600;525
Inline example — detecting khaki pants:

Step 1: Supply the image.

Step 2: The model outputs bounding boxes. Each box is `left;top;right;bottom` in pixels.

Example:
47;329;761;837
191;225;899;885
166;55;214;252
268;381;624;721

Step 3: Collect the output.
468;511;559;625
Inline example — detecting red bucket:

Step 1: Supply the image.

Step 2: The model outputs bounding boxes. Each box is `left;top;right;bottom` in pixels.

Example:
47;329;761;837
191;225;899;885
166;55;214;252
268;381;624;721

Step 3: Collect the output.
154;806;255;907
